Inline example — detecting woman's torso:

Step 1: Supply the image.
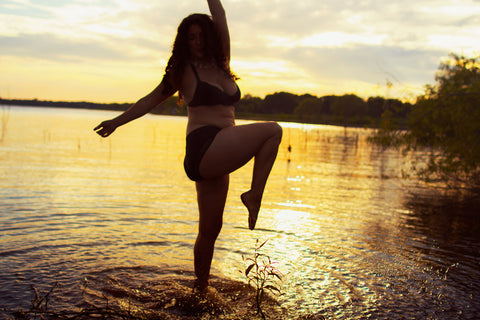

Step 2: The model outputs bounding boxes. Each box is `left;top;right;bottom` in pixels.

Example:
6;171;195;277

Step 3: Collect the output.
180;64;240;134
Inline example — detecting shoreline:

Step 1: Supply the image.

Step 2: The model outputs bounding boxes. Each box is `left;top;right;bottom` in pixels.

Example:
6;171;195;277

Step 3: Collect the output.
0;99;382;129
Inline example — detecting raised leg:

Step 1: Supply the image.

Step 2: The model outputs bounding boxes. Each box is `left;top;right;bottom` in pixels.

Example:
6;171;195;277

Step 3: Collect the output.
199;122;282;229
194;175;229;290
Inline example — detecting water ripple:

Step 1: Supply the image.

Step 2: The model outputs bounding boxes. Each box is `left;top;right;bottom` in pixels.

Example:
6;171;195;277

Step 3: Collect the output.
0;108;479;319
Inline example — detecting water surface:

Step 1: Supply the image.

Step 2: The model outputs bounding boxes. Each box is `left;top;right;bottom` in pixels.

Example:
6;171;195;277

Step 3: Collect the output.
0;106;479;319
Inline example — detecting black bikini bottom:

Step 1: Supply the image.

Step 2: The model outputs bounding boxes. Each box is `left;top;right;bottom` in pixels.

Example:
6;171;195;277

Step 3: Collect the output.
184;125;221;181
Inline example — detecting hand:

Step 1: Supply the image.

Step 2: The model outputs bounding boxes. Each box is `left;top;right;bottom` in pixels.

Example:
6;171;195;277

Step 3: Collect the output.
94;119;118;137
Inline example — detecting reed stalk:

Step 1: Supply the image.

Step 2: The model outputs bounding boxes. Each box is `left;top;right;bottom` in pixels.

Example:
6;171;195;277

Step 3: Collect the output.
1;105;10;142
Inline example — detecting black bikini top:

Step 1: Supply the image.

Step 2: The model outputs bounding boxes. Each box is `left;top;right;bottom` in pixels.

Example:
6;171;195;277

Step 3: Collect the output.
188;64;240;107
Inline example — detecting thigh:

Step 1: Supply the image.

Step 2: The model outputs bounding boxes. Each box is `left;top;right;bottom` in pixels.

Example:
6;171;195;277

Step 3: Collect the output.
199;122;281;179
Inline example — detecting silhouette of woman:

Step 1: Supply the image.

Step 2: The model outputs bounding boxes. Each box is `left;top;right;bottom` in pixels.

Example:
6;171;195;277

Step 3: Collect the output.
94;0;282;293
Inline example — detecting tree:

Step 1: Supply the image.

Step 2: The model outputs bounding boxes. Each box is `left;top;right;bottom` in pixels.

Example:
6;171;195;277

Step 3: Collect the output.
331;94;367;121
366;96;385;118
319;95;336;115
373;53;480;195
235;94;263;113
262;92;299;114
294;97;325;121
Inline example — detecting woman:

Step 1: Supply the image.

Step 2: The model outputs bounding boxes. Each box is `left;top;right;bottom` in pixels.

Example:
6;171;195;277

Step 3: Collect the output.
94;0;282;292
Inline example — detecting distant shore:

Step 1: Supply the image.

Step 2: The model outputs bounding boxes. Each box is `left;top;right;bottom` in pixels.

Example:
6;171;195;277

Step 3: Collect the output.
1;98;134;113
0;97;391;128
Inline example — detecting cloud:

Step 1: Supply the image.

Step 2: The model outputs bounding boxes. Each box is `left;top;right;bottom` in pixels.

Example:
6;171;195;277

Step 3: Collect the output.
1;0;53;19
282;44;443;86
231;42;444;99
0;33;160;63
1;0;479;101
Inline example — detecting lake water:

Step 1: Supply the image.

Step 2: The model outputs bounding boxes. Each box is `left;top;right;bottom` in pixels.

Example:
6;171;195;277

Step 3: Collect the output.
0;106;479;319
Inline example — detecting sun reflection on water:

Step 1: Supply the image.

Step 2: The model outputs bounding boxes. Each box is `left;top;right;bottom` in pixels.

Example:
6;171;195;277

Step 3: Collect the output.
0;107;479;319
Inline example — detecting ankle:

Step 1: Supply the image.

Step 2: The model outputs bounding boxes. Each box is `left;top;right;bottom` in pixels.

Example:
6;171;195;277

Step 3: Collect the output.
243;190;262;202
193;278;209;292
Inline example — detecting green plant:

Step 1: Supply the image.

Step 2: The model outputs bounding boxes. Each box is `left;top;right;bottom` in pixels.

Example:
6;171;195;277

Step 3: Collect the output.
371;53;480;196
243;239;283;319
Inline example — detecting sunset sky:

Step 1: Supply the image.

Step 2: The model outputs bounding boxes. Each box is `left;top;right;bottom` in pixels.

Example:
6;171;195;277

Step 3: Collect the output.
1;0;479;103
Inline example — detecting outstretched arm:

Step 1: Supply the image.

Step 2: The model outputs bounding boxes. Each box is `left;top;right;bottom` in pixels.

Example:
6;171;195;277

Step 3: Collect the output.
207;0;230;62
94;80;176;137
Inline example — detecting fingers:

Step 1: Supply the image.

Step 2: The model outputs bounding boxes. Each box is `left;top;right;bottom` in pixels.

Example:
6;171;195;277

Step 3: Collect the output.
93;122;112;137
97;130;108;137
93;121;107;133
98;129;112;137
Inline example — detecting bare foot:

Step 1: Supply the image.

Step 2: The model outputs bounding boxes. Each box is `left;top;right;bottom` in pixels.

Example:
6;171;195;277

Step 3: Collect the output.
241;191;262;230
193;278;209;293
193;284;217;298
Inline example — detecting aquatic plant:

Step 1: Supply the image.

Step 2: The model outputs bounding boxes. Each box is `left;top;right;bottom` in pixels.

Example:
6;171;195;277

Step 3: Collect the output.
243;239;283;319
6;281;147;320
1;105;10;142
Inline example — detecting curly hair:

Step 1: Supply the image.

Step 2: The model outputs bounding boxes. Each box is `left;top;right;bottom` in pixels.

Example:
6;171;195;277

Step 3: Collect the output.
162;13;237;98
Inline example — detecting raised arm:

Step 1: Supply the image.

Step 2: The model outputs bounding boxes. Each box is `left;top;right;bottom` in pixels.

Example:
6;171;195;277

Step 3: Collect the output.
94;80;176;137
207;0;231;62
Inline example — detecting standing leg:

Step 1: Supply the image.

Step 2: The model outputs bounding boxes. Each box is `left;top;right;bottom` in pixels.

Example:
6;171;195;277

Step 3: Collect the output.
194;175;229;291
199;122;282;229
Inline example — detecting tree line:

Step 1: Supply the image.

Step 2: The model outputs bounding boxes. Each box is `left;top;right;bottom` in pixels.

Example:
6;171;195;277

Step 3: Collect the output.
0;92;413;128
0;99;133;113
235;92;411;127
154;91;412;127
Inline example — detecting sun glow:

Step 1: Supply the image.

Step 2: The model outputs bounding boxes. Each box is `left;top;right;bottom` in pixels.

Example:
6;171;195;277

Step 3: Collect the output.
232;59;317;96
1;0;478;102
0;55;159;102
427;34;480;55
300;32;387;48
263;32;387;49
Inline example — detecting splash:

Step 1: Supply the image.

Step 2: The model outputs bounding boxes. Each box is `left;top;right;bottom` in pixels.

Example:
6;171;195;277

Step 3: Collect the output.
6;265;324;319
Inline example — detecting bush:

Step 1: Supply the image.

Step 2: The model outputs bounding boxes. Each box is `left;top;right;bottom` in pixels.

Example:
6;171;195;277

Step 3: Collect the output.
372;53;480;195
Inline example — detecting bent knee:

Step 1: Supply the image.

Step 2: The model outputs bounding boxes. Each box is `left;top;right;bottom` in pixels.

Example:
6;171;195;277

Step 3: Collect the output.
268;122;283;141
